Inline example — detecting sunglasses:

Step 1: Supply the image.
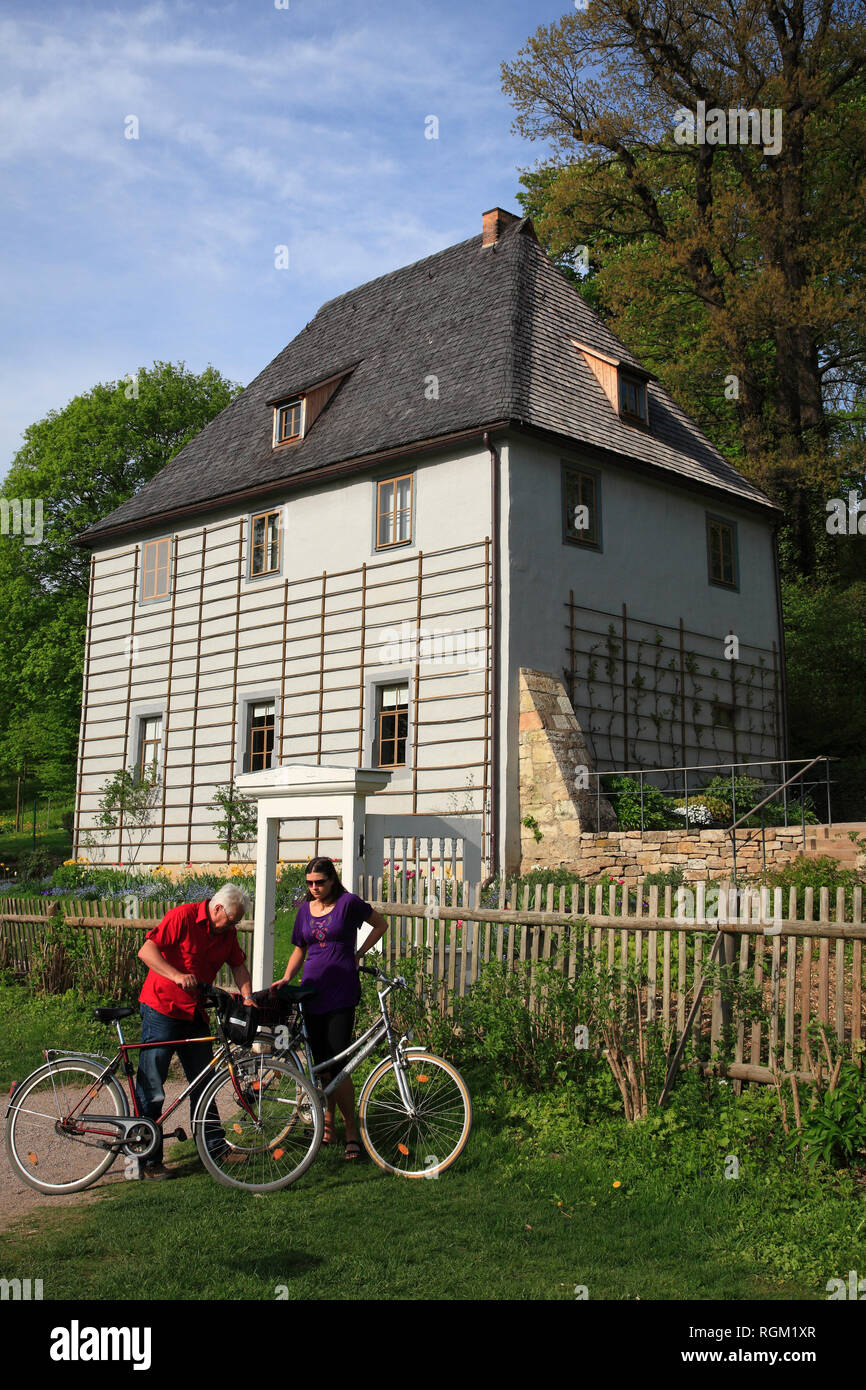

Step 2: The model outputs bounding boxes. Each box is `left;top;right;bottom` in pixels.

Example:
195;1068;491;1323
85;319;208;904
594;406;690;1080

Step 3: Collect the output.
306;878;329;887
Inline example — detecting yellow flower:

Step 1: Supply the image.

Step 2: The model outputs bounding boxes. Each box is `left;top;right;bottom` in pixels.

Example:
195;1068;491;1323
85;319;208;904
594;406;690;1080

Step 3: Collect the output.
613;1180;621;1188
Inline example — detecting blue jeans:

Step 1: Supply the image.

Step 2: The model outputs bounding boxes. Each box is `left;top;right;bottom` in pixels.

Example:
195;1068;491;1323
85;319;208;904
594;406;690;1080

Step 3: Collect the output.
134;1004;224;1165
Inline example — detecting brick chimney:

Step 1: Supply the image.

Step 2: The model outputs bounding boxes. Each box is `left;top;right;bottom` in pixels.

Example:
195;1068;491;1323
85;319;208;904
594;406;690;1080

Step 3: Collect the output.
482;207;520;247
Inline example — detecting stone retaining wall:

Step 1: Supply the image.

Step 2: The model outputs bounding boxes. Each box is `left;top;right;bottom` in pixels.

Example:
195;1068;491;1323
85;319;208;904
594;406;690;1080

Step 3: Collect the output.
525;826;824;883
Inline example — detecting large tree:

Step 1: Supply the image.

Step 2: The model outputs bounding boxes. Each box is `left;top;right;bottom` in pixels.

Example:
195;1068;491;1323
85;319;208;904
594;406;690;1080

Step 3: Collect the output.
0;362;241;802
502;1;866;578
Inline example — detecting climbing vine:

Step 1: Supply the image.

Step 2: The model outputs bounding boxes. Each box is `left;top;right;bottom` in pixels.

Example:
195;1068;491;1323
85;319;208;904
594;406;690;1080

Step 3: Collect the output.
565;603;780;779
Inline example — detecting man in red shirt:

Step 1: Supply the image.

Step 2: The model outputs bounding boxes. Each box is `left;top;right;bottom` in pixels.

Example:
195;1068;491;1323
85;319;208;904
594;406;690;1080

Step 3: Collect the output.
134;883;253;1179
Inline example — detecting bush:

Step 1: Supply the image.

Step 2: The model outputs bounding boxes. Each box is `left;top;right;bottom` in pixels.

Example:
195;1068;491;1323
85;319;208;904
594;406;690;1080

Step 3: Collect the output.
791;1062;866;1169
671;794;731;825
603;775;679;830
699;775;818;828
750;854;863;908
17;847;58;881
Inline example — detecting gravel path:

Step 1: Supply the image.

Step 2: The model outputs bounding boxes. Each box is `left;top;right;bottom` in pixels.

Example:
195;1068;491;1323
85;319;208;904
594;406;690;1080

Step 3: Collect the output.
1;1077;191;1235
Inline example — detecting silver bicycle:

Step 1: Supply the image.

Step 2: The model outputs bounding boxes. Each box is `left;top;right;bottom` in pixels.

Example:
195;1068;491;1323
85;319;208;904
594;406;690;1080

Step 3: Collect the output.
266;965;472;1178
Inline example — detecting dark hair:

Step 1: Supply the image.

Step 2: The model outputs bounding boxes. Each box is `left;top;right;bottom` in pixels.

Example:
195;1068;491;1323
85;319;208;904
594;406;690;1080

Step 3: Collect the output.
304;857;346;903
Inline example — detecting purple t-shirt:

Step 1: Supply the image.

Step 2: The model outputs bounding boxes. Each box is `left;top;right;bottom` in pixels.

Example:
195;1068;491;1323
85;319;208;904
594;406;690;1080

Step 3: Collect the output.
291;891;373;1014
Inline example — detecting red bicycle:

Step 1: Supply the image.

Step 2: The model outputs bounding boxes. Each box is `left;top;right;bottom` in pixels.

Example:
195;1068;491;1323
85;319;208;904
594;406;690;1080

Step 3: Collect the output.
5;987;323;1194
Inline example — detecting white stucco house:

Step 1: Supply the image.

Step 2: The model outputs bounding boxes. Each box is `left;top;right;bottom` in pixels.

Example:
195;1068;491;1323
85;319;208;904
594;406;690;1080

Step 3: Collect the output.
74;207;786;877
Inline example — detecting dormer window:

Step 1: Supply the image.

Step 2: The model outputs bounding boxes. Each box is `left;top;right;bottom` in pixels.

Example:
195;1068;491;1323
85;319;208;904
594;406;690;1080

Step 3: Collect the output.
572;340;652;430
276;399;303;444
618;374;648;425
268;368;355;451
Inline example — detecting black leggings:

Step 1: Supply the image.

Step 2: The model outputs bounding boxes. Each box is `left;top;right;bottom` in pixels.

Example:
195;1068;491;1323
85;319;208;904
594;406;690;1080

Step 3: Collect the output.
304;1007;356;1079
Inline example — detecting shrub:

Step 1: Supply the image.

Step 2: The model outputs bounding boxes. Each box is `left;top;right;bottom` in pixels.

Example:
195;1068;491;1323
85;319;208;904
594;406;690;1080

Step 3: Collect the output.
698;774;818;828
792;1063;866;1169
17;847;58;881
750;854;863;909
671;794;731;825
603;775;679;829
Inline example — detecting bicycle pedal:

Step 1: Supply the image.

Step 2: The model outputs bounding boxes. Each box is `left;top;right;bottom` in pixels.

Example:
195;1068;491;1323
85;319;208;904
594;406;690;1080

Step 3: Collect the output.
164;1127;187;1141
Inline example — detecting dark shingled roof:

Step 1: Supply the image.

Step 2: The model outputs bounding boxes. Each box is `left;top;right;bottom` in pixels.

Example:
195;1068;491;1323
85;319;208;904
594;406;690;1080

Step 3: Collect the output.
80;216;776;543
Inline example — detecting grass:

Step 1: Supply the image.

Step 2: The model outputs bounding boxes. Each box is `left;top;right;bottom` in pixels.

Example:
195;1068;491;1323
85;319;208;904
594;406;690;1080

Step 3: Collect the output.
0;827;71;866
0;1084;835;1302
0;985;126;1088
1;982;864;1301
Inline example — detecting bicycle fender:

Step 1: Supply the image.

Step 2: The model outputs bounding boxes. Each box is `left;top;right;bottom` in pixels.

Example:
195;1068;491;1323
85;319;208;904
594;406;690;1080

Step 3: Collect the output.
6;1056;125;1117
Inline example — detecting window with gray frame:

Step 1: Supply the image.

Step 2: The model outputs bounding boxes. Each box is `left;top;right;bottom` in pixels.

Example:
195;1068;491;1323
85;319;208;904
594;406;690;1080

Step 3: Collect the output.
707;516;738;588
375;683;408;767
376;475;413;549
138;715;163;780
244;701;275;772
141;538;171;602
562;465;600;547
250;509;281;578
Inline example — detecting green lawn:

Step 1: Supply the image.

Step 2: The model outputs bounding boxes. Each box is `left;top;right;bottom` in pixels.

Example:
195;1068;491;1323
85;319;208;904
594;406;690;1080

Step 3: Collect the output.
0;827;71;868
0;1099;831;1302
2;981;863;1302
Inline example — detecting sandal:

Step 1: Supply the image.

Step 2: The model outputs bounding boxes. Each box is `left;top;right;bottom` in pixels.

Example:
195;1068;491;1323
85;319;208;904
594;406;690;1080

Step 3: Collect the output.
344;1139;364;1162
322;1118;336;1147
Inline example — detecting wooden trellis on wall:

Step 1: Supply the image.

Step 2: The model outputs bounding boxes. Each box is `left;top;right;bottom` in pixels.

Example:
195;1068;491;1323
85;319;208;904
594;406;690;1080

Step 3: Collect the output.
563;593;783;779
76;522;492;867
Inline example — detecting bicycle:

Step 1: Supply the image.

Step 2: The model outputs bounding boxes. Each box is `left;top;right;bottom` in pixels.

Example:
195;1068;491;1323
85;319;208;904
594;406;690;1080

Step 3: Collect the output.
5;987;323;1196
267;964;472;1178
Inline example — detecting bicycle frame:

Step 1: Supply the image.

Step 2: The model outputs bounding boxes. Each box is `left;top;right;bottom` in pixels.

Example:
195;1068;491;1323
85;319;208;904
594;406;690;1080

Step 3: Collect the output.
287;978;419;1113
31;1018;260;1143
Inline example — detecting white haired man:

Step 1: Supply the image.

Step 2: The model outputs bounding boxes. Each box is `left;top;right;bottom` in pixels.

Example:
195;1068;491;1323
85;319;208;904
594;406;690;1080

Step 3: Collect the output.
134;883;253;1179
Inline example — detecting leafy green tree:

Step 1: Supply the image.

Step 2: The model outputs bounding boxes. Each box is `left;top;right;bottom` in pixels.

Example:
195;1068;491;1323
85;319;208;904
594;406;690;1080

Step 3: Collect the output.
80;765;161;867
502;2;866;579
782;577;866;817
209;783;258;861
0;362;241;801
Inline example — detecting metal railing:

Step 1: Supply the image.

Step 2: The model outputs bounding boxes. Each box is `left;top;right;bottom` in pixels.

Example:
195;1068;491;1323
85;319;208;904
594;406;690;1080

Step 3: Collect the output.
587;757;834;861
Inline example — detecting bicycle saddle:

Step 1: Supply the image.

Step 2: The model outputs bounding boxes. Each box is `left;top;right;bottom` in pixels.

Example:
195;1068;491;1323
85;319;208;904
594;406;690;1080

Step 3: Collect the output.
92;1006;135;1023
273;983;318;1003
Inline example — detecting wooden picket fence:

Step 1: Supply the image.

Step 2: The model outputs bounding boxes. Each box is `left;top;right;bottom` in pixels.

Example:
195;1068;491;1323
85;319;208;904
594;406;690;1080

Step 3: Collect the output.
360;875;866;1084
3;881;865;1086
0;897;254;991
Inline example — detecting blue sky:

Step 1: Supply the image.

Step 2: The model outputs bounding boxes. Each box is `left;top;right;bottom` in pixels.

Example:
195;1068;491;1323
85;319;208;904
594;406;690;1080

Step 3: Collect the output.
0;0;566;480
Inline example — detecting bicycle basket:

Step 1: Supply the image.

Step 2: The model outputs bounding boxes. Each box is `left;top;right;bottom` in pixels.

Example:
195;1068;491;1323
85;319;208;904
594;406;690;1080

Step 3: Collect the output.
219;987;295;1044
219;997;259;1045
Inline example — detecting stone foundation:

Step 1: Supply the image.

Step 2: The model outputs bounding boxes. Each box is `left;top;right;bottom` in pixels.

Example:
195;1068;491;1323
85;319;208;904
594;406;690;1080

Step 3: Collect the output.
520;825;852;883
518;668;616;868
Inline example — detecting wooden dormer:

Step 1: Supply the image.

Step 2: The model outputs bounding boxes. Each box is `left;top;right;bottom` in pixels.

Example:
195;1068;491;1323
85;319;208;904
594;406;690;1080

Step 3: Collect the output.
573;340;653;428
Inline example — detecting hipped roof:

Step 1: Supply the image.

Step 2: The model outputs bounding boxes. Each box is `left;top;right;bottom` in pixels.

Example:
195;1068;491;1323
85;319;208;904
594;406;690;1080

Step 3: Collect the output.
80;215;777;544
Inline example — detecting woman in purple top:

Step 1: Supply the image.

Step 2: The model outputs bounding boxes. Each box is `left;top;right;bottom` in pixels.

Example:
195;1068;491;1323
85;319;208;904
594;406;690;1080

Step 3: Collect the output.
275;857;388;1160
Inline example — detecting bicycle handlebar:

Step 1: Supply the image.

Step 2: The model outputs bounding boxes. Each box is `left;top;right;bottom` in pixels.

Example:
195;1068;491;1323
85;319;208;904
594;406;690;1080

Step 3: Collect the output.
358;964;405;988
196;984;228;1009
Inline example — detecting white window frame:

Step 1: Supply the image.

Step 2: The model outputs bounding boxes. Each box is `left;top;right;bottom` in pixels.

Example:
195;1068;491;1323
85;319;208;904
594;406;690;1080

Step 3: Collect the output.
273;398;305;447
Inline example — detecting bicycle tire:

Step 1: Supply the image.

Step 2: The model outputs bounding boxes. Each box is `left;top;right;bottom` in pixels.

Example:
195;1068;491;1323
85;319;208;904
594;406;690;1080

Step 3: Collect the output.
358;1051;472;1178
193;1056;323;1192
5;1057;128;1195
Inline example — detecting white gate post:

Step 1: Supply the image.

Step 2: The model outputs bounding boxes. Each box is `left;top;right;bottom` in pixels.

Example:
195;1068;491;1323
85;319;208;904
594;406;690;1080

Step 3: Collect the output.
235;764;392;990
251;807;279;990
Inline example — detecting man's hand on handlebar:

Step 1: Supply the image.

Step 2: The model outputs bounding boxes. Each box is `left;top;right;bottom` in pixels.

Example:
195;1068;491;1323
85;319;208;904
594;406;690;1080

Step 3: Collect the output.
176;972;199;991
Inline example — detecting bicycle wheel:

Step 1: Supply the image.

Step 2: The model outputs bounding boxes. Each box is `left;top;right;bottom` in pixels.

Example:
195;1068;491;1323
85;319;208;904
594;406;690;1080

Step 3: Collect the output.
194;1056;323;1192
5;1058;128;1195
358;1051;472;1178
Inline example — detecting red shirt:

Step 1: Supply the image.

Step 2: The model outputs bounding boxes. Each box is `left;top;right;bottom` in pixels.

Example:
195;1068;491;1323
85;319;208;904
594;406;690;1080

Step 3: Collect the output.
139;900;246;1020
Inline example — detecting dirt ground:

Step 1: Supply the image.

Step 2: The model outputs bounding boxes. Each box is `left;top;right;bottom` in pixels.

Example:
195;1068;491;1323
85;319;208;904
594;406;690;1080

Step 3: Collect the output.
0;1078;191;1235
